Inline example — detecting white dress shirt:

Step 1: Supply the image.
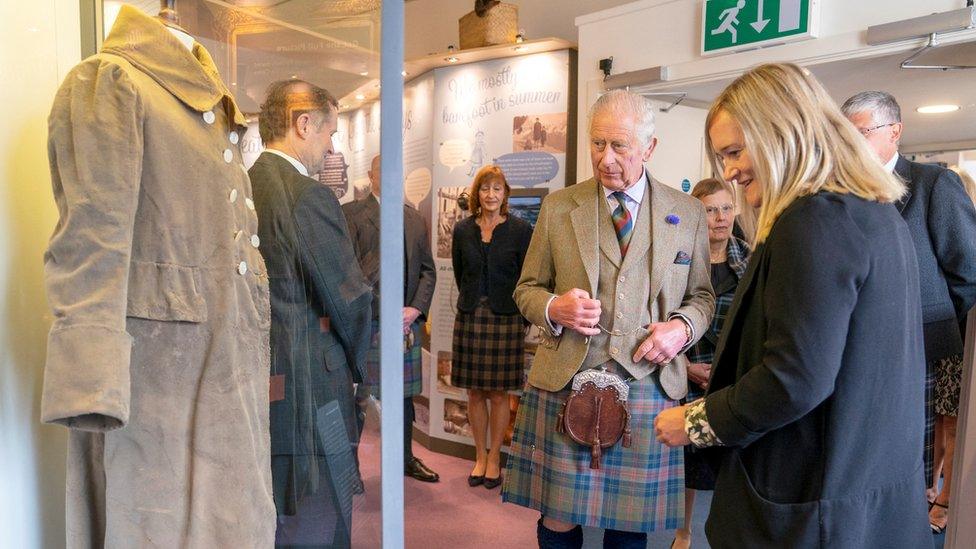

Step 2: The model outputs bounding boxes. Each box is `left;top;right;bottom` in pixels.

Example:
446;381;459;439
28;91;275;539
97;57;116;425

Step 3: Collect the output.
883;152;899;174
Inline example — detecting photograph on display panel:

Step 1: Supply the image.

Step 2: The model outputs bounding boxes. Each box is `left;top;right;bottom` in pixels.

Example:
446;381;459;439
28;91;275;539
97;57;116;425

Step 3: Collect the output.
512;112;568;153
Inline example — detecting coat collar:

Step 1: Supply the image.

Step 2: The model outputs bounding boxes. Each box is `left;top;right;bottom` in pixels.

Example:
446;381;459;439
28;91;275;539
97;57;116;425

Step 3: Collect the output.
711;235;751;298
894;155;913;213
101;5;246;127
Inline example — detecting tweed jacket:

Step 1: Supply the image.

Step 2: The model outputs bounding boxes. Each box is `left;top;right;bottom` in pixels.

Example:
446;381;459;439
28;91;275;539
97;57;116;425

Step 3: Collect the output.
42;6;274;547
702;193;929;547
687;235;751;366
514;175;714;399
894;155;976;361
342;194;435;319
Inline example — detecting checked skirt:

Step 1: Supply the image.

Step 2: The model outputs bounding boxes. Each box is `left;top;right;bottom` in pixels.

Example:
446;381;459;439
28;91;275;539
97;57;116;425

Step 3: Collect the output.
501;363;684;533
450;299;526;391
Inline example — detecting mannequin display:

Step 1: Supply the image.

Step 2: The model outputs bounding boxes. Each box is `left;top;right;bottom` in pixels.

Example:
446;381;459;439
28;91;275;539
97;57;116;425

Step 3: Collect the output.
41;5;275;547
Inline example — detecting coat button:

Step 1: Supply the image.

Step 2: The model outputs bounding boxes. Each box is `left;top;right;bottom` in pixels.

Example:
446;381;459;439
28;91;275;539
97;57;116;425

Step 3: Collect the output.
619;276;626;283
229;131;240;145
229;188;238;203
618;293;624;299
203;110;215;124
223;149;233;163
250;234;260;248
616;312;623;319
238;261;248;275
245;197;255;210
610;347;618;355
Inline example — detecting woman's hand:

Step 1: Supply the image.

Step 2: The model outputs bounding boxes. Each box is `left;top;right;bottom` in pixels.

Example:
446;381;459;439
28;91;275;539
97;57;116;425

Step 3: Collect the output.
687;362;711;390
654;405;691;447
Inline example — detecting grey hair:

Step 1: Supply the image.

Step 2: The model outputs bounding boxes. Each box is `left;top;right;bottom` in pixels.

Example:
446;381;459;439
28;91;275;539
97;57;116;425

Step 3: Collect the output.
840;91;902;125
588;89;656;147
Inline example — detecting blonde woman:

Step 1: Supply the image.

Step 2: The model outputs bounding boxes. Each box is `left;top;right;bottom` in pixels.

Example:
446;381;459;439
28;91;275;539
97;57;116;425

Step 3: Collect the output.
653;63;930;547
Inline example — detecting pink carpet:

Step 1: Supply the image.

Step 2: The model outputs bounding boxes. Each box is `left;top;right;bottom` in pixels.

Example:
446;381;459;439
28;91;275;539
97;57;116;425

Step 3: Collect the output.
350;411;711;548
351;419;538;548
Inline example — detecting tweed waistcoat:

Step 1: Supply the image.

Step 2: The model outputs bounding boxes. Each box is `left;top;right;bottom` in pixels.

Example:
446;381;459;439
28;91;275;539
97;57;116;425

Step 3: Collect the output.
581;191;657;379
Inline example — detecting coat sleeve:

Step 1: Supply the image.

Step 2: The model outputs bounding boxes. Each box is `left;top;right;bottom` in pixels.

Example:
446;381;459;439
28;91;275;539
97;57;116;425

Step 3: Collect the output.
704;202;868;447
513;198;559;332
409;211;436;317
293;185;373;381
669;203;716;347
451;221;464;288
927;169;976;318
41;61;145;432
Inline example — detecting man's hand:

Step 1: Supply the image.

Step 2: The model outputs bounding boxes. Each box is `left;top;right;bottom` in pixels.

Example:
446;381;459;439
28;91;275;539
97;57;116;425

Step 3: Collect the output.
654;405;691;447
687;362;711;390
632;319;688;365
547;289;602;336
403;306;422;335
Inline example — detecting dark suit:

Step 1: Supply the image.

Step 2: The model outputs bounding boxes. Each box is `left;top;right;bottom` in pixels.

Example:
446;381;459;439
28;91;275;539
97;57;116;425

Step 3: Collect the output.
342;194;436;462
249;151;372;545
894;155;976;359
702;192;930;548
342;194;436;320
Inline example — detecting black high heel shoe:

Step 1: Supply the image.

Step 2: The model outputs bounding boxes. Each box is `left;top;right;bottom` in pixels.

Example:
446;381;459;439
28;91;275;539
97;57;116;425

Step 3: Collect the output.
483;475;502;489
468;474;485;487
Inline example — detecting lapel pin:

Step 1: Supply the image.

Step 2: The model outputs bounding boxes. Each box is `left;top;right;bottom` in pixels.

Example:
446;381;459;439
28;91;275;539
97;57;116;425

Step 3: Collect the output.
665;214;680;225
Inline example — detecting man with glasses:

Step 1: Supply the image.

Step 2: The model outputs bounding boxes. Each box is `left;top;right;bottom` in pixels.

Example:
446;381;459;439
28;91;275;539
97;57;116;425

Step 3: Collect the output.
842;91;976;506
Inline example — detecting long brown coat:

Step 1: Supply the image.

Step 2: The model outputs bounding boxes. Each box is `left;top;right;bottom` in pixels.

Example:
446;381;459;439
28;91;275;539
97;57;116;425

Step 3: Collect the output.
42;6;274;547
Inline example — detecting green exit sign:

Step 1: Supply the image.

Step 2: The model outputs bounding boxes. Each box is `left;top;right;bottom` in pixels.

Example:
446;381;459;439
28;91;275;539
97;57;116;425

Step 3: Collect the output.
702;0;821;55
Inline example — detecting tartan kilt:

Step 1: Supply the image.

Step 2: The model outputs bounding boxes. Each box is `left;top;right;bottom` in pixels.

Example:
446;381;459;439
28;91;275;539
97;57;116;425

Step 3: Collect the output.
501;365;684;533
363;319;423;399
450;300;525;391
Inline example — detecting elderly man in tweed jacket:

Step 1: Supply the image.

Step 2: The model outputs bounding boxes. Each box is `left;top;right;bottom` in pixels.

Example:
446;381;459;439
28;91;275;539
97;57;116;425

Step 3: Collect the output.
502;90;714;547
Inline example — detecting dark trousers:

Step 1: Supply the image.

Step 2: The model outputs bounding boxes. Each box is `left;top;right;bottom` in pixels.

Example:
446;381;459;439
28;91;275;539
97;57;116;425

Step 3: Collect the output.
353;390;415;463
536;517;647;549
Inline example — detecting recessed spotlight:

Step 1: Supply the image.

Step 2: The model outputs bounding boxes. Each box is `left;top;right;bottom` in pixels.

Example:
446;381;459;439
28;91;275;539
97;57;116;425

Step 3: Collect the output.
445;56;458;63
360;71;368;76
514;46;526;52
355;94;365;100
290;74;298;79
917;104;959;114
401;70;408;76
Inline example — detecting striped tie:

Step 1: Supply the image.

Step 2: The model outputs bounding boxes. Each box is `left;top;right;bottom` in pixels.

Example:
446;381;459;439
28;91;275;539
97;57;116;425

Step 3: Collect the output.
611;191;633;257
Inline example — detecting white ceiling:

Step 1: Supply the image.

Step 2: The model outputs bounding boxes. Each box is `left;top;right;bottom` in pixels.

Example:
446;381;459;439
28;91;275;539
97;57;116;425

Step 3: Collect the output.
647;47;976;151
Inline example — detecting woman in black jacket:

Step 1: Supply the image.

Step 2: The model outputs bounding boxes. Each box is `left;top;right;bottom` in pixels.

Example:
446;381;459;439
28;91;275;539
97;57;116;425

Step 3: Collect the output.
654;63;931;548
451;165;532;489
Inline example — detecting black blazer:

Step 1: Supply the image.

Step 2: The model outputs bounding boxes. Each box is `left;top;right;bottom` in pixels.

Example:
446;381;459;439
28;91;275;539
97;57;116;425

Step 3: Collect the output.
342;195;436;319
452;215;533;315
895;155;976;361
702;192;930;548
249;152;372;460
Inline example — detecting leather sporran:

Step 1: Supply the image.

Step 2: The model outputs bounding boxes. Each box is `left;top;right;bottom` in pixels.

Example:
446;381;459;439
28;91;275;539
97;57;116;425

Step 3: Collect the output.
556;368;632;469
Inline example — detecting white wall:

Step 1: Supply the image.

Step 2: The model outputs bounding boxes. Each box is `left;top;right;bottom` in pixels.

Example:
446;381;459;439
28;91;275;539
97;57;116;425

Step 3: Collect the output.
575;0;973;179
0;1;79;548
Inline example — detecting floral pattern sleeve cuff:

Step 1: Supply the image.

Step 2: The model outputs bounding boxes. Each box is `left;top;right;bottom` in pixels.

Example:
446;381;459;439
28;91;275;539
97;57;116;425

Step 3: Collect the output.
685;398;724;448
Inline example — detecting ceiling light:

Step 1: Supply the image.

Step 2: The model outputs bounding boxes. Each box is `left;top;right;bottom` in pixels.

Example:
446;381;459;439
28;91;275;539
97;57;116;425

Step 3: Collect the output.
917;104;960;114
360;71;368;76
401;70;407;76
355;94;365;100
445;56;458;63
514;45;526;52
